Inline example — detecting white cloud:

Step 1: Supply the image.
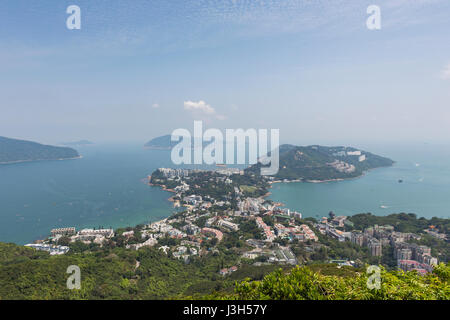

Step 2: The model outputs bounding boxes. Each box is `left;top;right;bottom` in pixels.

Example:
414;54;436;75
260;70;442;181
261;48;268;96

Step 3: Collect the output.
183;100;227;120
152;103;160;108
441;63;450;80
184;100;216;114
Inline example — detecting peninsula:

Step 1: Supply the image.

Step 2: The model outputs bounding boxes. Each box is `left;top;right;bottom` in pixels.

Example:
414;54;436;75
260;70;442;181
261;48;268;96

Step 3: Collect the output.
246;144;394;182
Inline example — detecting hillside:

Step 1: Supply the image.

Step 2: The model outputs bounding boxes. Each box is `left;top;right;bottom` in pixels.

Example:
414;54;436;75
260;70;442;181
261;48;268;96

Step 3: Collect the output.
0;136;79;164
247;144;394;181
0;241;280;300
203;263;449;300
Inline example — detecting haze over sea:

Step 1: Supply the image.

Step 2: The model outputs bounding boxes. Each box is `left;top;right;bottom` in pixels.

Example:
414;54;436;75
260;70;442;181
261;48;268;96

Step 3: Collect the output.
0;142;449;245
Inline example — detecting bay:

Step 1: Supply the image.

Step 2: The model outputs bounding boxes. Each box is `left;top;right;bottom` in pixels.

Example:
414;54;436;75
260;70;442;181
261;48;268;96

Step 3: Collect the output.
1;142;449;245
0;143;175;245
269;143;450;220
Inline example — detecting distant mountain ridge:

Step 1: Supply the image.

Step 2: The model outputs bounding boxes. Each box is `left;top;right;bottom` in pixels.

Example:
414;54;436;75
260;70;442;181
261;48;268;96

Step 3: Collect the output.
145;134;180;150
145;134;204;150
0;136;80;164
61;140;93;146
247;144;394;181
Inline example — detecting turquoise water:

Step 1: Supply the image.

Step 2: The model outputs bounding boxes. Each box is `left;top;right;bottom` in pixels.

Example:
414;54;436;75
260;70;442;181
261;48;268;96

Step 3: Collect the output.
0;144;175;244
269;143;450;220
1;142;449;245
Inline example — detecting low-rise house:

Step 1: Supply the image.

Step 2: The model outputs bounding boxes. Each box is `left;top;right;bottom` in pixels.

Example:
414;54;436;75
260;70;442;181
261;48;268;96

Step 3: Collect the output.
217;219;239;232
79;228;114;238
122;230;134;238
133;237;158;250
51;227;76;237
201;227;223;242
219;266;238;276
25;243;70;255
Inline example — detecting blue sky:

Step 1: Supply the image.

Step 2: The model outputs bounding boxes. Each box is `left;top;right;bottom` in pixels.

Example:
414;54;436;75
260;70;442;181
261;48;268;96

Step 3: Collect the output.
0;0;449;145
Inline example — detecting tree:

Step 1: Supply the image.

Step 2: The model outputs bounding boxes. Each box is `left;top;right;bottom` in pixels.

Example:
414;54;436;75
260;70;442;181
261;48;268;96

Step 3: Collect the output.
57;236;70;246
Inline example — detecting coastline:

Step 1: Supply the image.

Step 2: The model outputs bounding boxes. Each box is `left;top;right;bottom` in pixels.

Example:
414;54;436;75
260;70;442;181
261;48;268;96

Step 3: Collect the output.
146;164;396;222
269;164;394;185
147;175;178;206
270;178;345;184
147;166;391;212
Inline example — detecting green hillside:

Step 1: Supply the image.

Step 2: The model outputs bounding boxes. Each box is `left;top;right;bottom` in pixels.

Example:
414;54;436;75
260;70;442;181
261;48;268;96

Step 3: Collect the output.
0;241;279;300
0;241;447;300
247;144;394;180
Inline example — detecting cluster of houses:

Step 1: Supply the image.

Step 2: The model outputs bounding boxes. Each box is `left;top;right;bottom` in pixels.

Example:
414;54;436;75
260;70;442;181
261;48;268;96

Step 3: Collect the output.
219;265;238;276
25;226;116;256
24;243;70;255
242;244;297;265
333;149;366;162
327;160;356;173
394;242;438;274
255;217;275;241
274;223;318;242
50;226;115;245
71;228;115;244
156;168;190;179
172;245;198;261
424;226;447;241
28;167;445;279
153;168;315;248
316;216;440;274
143;169;320;271
315;216;353;243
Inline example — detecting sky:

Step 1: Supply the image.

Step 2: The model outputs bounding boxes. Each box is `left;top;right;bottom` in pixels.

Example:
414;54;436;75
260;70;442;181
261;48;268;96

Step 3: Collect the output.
0;0;449;146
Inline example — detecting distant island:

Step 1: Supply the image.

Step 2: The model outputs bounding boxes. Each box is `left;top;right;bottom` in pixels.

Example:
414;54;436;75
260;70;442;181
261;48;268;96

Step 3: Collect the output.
246;144;394;182
145;134;178;150
0;136;80;164
145;134;201;150
61;140;93;146
145;135;394;182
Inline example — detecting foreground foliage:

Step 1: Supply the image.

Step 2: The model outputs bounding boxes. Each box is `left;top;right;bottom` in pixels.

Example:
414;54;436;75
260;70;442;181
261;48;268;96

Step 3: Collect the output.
1;241;448;300
0;242;276;300
210;263;450;300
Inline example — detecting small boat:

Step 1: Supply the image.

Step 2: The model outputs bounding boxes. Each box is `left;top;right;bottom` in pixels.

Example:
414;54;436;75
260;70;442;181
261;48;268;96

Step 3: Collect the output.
380;205;388;209
398;179;403;183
